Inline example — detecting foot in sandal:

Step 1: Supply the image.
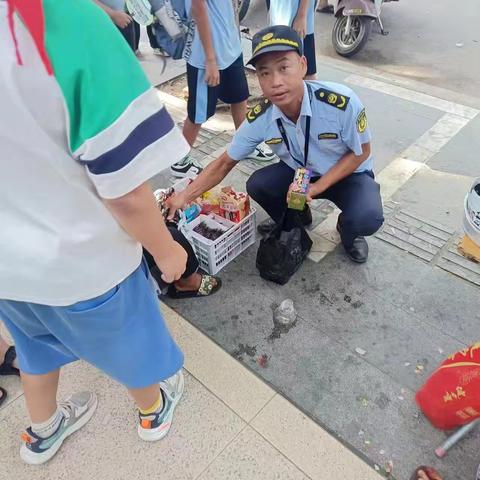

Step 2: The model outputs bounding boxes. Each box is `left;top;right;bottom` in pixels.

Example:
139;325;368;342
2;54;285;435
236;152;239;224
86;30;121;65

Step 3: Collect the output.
168;272;221;299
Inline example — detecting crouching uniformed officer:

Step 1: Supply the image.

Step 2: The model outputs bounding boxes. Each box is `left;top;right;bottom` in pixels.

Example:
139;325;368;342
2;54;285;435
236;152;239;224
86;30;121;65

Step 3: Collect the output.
167;25;384;263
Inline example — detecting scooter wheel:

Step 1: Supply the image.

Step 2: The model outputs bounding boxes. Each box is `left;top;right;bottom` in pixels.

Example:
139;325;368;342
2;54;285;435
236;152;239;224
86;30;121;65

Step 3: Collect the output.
332;15;372;57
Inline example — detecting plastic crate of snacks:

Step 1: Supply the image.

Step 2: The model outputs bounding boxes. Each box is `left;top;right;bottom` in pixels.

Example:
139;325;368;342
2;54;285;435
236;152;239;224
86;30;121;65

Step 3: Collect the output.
185;208;257;275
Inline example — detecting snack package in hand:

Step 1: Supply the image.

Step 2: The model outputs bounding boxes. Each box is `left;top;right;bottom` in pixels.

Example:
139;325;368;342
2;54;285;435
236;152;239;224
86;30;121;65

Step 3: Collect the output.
288;168;312;211
219;187;250;223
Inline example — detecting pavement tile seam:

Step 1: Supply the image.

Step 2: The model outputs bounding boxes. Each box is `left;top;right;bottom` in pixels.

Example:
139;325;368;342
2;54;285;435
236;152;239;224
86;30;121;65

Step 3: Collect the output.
193;423;252;480
345;74;480;119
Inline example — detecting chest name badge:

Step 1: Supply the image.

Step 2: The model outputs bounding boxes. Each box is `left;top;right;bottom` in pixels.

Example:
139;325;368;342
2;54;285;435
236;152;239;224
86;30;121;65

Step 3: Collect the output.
265;138;283;145
318;133;339;140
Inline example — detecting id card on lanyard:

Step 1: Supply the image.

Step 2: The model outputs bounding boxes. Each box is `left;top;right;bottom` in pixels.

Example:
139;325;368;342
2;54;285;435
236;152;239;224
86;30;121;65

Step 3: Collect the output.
275;84;313;168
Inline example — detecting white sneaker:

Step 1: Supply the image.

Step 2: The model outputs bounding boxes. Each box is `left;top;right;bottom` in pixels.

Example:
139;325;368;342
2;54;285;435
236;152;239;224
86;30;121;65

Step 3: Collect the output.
246;143;276;162
20;392;97;465
138;370;185;442
170;156;203;178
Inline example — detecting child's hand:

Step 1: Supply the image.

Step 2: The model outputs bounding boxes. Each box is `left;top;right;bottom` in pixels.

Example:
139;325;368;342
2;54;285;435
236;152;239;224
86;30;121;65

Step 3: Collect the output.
205;58;220;87
112;11;132;29
154;241;187;283
292;14;307;39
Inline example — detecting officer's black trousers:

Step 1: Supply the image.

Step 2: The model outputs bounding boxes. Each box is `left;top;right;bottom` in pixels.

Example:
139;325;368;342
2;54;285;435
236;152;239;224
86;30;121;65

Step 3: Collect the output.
246;161;384;247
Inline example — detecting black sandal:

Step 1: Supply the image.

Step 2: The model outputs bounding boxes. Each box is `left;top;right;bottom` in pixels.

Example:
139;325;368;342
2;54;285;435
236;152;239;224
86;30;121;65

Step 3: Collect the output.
0;386;7;408
0;346;20;376
168;274;222;299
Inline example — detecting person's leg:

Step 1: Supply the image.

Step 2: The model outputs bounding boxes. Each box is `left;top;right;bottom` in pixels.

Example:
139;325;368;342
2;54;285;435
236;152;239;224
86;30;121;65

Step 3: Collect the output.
184;63;218;145
144;228;203;292
173;64;219;177
147;24;159;49
21;370;59;423
183;118;203;147
246;162;296;223
0;300;95;464
133;21;141;52
231;101;248;130
116;23;136;51
303;33;317;80
218;55;250;130
319;171;384;261
128;384;161;411
0;332;18;369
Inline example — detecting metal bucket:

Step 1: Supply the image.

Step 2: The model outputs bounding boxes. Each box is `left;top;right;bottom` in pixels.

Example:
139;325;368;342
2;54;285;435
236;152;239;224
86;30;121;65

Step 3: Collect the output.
463;178;480;245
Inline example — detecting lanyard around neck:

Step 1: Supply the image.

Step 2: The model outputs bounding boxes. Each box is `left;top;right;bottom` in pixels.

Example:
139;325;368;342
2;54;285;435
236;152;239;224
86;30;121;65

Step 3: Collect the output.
275;84;313;168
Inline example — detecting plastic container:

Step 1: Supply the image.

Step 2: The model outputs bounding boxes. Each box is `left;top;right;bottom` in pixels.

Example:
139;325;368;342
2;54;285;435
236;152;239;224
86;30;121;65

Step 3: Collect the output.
463;178;480;245
273;299;297;326
185;208;257;275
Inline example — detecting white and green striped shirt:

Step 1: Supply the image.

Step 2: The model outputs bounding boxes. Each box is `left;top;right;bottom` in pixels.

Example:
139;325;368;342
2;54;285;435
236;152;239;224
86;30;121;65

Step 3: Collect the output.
0;0;189;305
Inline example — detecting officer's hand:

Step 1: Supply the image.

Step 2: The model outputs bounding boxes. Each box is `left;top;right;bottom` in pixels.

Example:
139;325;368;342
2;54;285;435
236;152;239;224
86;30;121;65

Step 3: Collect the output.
292;14;307;39
287;183;316;204
166;191;188;221
154;240;187;283
205;58;220;87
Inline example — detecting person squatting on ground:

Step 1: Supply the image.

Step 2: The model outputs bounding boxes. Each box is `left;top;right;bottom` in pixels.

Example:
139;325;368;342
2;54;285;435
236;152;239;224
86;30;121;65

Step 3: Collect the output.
167;25;384;264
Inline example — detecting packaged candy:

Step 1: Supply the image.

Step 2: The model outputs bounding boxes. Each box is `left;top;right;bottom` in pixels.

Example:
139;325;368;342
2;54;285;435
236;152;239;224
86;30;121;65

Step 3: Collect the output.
198;187;222;215
219;187;250;223
288;168;311;211
184;203;201;223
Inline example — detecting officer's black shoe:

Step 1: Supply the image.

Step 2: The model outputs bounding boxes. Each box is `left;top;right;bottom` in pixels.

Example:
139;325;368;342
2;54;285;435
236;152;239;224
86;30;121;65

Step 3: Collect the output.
257;206;312;236
343;236;369;263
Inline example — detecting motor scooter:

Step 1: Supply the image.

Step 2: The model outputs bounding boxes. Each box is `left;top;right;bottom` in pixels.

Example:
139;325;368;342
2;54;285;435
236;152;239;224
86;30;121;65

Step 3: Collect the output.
330;0;398;57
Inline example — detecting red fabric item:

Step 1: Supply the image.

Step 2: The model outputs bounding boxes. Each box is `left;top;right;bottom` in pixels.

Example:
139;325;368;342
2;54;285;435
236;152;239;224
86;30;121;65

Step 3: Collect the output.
6;0;53;75
416;343;480;430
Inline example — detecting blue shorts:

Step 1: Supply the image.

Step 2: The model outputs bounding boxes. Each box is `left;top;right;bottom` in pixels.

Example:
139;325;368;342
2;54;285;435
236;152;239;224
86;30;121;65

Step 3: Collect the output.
187;54;250;124
0;260;183;389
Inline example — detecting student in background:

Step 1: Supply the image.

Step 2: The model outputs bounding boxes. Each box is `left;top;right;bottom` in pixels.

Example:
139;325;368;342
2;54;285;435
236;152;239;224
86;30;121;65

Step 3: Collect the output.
266;0;319;80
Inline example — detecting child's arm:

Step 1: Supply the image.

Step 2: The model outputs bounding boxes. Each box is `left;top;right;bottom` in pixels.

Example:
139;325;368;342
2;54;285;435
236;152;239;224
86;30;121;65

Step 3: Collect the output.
104;182;187;283
293;0;309;38
191;0;220;86
92;0;132;28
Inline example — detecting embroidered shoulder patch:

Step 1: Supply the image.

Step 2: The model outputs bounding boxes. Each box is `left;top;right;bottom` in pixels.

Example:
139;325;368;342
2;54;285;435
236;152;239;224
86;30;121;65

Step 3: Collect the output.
246;98;272;123
314;88;350;111
357;109;367;133
265;137;283;145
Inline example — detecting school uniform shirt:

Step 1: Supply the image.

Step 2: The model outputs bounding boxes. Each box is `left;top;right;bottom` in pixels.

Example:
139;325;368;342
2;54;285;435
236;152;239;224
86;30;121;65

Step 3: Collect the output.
184;0;242;70
0;0;189;305
228;80;373;175
267;0;317;36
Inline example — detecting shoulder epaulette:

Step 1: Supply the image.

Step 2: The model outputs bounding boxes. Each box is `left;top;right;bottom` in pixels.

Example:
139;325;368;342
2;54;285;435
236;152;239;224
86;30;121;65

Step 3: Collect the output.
314;88;350;111
246;98;272;123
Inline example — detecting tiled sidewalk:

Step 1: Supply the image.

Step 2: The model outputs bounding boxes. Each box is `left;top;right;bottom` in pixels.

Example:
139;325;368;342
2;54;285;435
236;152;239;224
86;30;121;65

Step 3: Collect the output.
0;306;381;480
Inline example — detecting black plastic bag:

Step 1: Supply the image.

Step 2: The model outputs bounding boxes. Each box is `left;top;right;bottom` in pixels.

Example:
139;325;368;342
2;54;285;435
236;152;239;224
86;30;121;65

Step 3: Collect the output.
256;210;313;285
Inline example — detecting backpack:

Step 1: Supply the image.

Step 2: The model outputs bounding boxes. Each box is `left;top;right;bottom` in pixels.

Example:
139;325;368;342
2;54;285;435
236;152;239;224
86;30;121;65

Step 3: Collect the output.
149;0;194;60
